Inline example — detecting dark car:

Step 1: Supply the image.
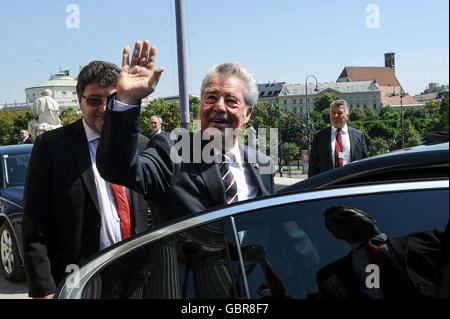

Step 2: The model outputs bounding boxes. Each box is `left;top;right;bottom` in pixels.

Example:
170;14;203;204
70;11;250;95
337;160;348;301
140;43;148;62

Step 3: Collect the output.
0;144;33;282
56;142;448;299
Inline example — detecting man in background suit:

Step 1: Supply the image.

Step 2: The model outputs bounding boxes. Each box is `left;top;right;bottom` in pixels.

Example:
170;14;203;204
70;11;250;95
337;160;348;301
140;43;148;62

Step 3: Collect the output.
20;129;33;144
22;61;150;299
97;40;275;227
308;100;368;177
149;115;163;136
316;205;443;299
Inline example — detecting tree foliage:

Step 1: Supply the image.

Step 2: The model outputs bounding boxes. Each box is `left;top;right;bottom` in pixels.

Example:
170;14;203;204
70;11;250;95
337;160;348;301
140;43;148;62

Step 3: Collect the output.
0;110;32;145
313;92;340;113
60;108;81;125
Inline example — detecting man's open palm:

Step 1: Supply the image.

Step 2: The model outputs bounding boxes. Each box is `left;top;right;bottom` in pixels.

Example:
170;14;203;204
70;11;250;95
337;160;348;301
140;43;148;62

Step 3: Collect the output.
117;40;164;105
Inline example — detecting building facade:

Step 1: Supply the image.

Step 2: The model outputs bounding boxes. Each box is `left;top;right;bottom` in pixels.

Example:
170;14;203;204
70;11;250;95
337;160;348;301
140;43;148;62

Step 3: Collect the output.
24;70;79;110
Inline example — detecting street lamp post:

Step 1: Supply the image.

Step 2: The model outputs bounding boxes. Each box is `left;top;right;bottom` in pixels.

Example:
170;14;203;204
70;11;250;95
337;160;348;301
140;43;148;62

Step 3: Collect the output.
400;87;405;148
276;103;283;177
305;74;319;156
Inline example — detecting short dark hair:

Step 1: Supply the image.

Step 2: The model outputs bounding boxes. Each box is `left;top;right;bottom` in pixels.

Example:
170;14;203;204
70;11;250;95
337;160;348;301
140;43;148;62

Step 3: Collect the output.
76;61;120;100
323;205;372;231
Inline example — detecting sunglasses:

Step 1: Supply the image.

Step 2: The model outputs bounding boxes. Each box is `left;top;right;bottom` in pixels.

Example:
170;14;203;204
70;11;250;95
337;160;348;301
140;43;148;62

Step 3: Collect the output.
82;95;107;108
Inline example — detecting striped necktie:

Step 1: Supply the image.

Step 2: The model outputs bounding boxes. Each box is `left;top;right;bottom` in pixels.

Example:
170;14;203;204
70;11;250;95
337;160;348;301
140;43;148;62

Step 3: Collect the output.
219;154;238;204
335;129;343;168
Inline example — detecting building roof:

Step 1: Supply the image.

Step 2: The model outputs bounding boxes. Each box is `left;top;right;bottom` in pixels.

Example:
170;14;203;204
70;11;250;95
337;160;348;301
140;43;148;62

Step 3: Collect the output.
258;81;285;98
379;86;422;106
281;80;378;96
25;72;77;90
337;67;401;87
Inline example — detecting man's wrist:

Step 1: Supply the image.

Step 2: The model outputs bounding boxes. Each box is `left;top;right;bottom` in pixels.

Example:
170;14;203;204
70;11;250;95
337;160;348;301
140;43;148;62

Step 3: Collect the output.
116;92;141;106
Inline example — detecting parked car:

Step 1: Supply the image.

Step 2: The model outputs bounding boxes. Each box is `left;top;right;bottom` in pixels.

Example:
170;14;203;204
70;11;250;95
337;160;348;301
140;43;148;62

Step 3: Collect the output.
56;142;449;299
0;144;33;282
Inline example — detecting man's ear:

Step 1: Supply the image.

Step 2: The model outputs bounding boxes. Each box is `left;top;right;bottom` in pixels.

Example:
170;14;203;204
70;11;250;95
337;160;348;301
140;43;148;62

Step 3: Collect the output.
244;106;253;123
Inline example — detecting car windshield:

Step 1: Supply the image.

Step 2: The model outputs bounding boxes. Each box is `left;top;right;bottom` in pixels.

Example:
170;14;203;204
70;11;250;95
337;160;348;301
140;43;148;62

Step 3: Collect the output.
2;153;31;187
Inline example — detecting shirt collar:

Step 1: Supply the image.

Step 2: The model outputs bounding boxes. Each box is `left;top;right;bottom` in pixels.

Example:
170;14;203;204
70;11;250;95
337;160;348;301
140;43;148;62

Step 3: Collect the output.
332;124;348;134
82;118;101;142
212;142;243;164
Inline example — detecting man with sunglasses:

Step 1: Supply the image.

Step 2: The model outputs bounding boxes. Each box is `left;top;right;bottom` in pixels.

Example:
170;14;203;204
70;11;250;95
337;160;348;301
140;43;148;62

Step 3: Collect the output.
22;61;151;299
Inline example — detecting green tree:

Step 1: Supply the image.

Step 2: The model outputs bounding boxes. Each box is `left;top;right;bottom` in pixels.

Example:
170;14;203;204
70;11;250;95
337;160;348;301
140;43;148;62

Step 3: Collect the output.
379;106;400;121
189;96;200;120
438;92;449;132
364;108;378;121
60;108;81;125
349;108;366;121
280;111;306;150
313;92;340;113
368;137;390;156
281;142;299;177
0;110;32;145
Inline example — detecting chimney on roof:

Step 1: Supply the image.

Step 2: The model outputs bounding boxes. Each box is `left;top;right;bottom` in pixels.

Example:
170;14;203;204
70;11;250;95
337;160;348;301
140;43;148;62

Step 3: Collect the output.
385;52;395;74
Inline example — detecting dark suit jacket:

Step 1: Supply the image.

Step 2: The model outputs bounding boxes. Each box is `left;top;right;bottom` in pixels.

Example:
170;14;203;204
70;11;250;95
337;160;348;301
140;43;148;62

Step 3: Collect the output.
316;229;443;299
22;119;150;297
97;104;275;227
308;126;368;178
23;136;33;144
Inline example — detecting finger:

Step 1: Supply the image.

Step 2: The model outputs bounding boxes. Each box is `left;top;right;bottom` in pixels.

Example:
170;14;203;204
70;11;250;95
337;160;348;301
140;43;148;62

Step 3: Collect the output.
150;66;165;87
131;41;142;66
146;45;158;70
140;40;150;66
122;46;130;68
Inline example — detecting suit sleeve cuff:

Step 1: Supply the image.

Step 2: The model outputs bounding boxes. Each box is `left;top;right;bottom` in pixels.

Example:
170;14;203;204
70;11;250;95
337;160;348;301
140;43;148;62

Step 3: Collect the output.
107;93;140;112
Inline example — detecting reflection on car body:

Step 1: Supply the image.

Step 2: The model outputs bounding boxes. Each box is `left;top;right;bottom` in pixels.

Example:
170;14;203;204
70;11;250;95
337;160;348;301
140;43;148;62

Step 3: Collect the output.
57;142;449;299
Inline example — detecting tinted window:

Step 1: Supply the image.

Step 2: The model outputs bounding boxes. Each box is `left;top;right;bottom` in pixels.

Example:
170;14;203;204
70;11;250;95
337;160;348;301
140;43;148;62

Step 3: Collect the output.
81;221;242;299
231;188;448;299
2;153;31;186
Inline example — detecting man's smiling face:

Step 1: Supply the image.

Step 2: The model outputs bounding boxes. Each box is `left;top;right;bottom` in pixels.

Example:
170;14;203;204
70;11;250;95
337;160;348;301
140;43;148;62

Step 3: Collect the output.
200;74;253;149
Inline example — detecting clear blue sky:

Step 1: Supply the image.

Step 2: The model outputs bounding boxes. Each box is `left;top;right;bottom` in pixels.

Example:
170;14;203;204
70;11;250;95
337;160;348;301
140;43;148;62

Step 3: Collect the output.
0;0;448;104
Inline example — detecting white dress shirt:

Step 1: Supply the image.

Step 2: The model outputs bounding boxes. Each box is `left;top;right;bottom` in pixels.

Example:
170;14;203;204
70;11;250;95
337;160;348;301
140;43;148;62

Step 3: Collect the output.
82;119;124;250
331;124;351;168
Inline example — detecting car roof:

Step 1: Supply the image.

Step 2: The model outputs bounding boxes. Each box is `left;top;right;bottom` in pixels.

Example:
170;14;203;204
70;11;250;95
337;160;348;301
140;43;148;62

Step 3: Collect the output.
280;142;449;193
0;144;33;155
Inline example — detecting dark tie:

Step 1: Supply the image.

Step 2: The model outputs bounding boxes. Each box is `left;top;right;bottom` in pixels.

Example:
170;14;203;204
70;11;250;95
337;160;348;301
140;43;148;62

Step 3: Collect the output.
334;129;343;168
109;183;132;239
219;154;238;204
365;240;404;298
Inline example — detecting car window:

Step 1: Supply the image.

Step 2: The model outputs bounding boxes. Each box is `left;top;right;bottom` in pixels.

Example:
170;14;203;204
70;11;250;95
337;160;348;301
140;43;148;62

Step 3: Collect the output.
80;221;243;299
230;188;448;299
2;153;31;186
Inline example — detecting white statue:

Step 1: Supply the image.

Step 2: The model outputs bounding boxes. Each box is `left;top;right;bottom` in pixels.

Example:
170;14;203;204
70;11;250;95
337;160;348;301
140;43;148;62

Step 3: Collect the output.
28;89;62;139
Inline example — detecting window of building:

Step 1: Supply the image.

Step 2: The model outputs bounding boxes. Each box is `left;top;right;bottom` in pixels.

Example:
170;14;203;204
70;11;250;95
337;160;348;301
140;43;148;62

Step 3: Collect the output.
346;86;354;92
293;99;296;104
360;86;366;92
284;100;287;105
300;99;303;104
293;89;298;95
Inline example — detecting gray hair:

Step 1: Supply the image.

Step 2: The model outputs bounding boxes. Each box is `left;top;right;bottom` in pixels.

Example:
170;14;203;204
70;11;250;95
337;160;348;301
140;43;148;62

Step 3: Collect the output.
150;115;162;125
200;61;258;110
330;100;349;113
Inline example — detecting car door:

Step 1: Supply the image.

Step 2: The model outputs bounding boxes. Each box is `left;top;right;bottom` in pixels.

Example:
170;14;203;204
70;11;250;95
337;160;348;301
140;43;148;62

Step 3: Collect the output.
57;180;448;299
227;180;448;299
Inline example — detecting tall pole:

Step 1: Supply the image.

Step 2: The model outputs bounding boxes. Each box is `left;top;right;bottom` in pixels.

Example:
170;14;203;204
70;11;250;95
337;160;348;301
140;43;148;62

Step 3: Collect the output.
400;88;404;148
277;103;283;177
175;0;190;130
305;74;318;156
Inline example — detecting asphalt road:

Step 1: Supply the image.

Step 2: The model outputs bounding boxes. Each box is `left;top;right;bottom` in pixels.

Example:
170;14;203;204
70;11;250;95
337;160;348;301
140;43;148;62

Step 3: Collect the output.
0;272;29;299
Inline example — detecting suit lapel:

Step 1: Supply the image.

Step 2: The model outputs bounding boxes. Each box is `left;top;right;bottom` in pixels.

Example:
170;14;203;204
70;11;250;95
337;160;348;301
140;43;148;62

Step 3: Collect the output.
197;162;226;205
324;127;333;170
348;127;357;161
241;144;267;197
68;120;100;212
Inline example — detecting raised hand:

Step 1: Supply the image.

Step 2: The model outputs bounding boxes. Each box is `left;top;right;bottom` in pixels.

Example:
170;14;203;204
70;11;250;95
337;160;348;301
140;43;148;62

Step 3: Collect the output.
116;40;164;105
